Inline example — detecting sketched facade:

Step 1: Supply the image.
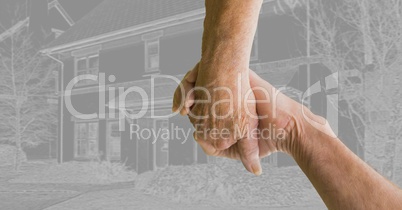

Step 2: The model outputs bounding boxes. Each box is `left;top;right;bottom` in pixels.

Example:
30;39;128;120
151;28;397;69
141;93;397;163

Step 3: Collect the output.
0;0;91;159
40;0;360;173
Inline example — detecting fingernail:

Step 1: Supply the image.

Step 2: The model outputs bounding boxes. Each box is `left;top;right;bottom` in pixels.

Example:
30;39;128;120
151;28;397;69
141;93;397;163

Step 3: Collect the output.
185;100;192;108
172;106;179;112
180;108;187;116
251;163;262;176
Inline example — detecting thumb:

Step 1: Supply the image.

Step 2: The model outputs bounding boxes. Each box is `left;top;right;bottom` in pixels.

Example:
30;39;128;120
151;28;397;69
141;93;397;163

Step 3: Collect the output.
237;122;262;176
172;64;199;113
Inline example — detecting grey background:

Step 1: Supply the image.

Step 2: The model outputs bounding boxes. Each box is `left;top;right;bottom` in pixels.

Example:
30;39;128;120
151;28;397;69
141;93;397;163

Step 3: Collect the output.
0;0;400;209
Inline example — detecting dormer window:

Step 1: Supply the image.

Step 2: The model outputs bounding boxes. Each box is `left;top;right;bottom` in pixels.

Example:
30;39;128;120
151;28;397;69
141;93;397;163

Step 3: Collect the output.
142;31;163;74
146;39;160;72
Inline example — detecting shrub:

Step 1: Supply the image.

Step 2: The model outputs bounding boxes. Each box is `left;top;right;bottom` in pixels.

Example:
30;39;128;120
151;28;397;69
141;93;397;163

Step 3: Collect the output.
0;144;27;167
143;162;319;207
9;160;137;185
90;160;137;184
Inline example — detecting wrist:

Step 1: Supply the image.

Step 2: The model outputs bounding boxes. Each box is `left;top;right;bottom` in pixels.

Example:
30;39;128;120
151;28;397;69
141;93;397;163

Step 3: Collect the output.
200;33;251;72
199;55;249;76
200;0;262;76
291;107;337;169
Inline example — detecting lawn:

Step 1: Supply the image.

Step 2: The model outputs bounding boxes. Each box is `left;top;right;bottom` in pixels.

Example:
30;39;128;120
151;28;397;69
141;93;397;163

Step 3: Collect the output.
0;160;326;210
0;161;136;210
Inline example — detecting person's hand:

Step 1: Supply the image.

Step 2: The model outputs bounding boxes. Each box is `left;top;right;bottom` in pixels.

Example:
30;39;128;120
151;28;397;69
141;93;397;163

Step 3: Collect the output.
248;70;304;158
173;68;314;171
249;70;333;159
172;63;262;175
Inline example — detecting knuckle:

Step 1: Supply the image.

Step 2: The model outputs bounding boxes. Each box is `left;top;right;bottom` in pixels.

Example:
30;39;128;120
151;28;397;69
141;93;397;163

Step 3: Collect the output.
213;139;233;151
242;149;258;161
204;149;217;157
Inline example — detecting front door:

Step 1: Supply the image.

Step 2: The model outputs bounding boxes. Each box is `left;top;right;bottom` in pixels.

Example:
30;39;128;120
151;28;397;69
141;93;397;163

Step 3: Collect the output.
74;121;99;159
153;119;169;169
107;121;121;161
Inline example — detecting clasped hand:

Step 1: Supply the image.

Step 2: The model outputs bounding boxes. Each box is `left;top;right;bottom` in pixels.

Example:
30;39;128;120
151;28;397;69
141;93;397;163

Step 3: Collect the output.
172;64;304;176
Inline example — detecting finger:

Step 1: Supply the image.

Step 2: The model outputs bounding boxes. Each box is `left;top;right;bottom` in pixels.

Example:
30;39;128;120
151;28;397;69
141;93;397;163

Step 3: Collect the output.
185;63;199;83
211;136;236;151
194;132;241;160
179;79;196;116
172;72;189;113
257;125;277;158
181;65;199;115
238;137;262;176
172;64;199;113
193;132;219;156
220;143;241;160
237;124;262;176
250;70;295;130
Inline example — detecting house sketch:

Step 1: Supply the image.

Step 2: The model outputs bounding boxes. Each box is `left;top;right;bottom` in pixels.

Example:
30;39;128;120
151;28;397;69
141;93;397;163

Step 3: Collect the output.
1;0;401;209
38;0;361;174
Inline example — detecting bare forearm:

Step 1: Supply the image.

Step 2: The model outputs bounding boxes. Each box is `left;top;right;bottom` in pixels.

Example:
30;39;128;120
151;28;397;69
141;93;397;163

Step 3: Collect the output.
202;0;263;70
294;115;402;209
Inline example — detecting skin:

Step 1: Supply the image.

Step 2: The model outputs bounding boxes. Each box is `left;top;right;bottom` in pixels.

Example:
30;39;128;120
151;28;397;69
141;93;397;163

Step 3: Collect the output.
175;69;402;209
249;71;402;210
172;0;402;209
172;0;264;175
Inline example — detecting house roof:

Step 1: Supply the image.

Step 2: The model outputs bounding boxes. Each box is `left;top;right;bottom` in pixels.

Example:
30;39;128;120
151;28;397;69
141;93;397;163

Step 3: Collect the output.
45;0;205;50
48;0;103;31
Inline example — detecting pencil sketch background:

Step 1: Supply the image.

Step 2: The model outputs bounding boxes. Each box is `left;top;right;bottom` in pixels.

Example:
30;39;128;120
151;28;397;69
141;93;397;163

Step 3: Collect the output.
0;0;401;209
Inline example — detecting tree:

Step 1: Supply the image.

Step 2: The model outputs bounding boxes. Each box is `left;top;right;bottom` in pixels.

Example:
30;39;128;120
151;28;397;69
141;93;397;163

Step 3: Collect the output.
276;0;402;181
0;19;57;170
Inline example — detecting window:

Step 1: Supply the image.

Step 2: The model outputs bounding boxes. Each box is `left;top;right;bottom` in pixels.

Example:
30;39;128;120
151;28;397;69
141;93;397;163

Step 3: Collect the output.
154;119;169;169
145;39;160;73
74;54;99;86
75;123;87;157
74;121;99;158
107;121;121;160
142;31;163;74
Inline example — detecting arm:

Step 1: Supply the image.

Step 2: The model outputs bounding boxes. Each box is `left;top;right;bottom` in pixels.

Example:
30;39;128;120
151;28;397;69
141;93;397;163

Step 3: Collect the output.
174;65;402;208
295;117;402;209
201;0;262;69
173;0;264;175
249;71;402;210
